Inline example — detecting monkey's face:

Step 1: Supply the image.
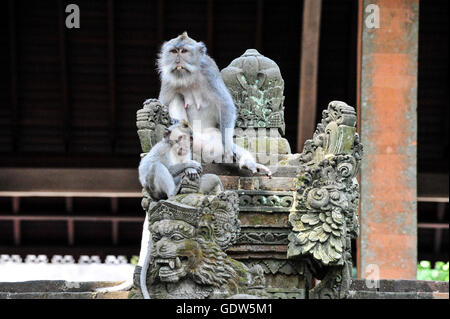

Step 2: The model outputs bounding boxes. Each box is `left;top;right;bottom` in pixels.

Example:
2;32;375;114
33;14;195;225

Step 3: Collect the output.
169;46;197;75
158;33;206;84
168;128;192;157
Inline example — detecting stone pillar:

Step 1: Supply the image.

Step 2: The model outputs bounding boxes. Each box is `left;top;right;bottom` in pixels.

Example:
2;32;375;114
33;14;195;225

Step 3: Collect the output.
359;0;418;279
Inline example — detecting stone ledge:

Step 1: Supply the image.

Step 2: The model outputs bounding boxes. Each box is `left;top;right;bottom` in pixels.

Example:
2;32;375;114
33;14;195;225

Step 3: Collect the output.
204;164;298;177
350;279;449;293
0;280;123;293
347;291;449;299
348;279;449;299
0;291;129;299
1;279;448;299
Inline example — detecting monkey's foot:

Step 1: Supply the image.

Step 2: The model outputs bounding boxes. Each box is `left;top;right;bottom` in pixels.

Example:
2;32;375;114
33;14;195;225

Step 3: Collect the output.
223;150;235;164
255;163;272;178
240;159;272;178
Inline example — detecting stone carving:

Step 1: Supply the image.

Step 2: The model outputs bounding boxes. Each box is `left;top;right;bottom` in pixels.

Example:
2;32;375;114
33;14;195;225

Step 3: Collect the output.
287;101;362;299
238;190;293;212
238;229;289;245
221;49;286;136
136;98;171;153
244;259;305;276
135;47;363;299
130;181;266;299
264;289;306;299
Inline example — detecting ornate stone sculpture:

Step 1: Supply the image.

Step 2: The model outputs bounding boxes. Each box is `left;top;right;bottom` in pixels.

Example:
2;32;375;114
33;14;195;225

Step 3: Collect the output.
287;101;363;299
222;49;286;135
222;49;291;166
130;176;266;299
135;49;362;299
136;98;171;153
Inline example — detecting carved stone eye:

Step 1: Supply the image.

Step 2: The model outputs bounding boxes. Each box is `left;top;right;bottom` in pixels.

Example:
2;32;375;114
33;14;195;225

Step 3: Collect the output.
170;233;184;241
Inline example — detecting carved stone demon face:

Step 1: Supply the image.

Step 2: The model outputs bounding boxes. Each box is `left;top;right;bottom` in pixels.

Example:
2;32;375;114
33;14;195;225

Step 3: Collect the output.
149;220;202;283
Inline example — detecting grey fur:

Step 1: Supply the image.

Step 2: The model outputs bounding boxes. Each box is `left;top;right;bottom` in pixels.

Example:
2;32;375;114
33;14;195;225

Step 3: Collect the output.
199;174;224;194
156;32;271;176
138;122;201;200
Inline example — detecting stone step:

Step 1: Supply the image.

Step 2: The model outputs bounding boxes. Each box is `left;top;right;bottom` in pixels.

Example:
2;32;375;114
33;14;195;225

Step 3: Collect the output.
2;279;448;299
204;163;298;177
350;279;449;293
250;153;291;166
348;279;449;299
234;137;292;155
0;291;129;299
0;280;123;293
347;290;449;299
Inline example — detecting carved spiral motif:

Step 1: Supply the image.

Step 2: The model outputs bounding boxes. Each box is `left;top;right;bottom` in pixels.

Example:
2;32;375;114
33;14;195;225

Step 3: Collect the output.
266;195;280;206
337;162;353;178
330;191;340;201
240;194;294;208
307;188;330;209
280;196;293;208
239;195;252;206
252;195;267;206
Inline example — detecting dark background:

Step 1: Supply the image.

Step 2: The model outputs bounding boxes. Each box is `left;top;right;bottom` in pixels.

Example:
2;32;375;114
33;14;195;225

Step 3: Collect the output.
0;0;448;264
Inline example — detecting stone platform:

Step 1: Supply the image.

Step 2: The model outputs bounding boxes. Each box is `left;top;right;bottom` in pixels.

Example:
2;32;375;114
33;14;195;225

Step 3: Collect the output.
0;280;447;299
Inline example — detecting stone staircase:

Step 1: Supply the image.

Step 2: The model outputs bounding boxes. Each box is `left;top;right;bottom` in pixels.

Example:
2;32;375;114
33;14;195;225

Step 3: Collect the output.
0;281;128;299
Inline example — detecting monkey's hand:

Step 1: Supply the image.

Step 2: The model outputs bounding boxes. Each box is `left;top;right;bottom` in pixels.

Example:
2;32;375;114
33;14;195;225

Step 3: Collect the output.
186;160;203;174
240;158;272;178
184;167;200;181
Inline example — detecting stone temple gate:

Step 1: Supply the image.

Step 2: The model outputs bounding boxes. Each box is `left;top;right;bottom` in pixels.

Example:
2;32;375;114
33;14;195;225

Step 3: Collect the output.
132;49;363;299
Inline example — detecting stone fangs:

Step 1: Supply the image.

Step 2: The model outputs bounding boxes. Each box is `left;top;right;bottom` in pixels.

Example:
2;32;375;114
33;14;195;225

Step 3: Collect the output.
156;257;182;270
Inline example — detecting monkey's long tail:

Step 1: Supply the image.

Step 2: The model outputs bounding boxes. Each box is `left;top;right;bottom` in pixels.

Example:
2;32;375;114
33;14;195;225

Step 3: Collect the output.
95;279;133;293
140;232;152;299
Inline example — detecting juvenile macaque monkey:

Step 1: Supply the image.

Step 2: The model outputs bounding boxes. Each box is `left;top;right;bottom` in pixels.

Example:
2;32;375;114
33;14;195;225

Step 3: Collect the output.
138;120;202;200
138;120;224;299
98;120;223;296
157;32;272;177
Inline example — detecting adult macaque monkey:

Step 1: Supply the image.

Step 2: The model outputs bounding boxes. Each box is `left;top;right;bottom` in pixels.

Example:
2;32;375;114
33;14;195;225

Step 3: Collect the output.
157;32;271;177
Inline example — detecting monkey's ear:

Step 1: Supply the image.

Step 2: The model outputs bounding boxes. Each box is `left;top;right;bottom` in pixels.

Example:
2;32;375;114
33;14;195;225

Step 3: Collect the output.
197;42;207;55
